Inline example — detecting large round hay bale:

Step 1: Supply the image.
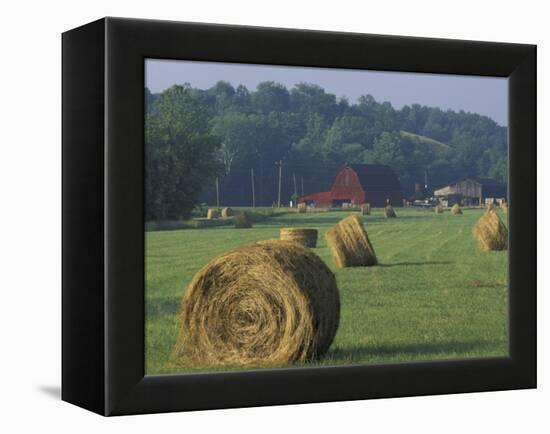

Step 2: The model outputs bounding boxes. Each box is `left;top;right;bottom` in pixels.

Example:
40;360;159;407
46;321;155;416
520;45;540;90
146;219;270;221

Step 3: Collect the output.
206;208;219;219
451;204;462;215
170;240;340;368
501;202;508;214
361;203;371;215
297;202;307;213
233;211;252;228
221;207;234;218
434;204;444;214
473;210;508;251
325;214;377;268
384;205;397;218
280;227;318;248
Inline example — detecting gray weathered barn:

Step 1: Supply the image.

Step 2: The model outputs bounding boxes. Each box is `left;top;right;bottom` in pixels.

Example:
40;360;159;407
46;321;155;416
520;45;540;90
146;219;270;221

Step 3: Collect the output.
434;178;506;206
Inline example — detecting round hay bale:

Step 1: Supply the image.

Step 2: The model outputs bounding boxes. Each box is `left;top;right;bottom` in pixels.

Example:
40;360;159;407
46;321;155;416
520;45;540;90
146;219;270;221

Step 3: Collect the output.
325;214;377;268
361;203;371;215
297;202;307;213
451;204;462;215
501;202;508;214
473;210;508;251
170;240;340;368
384;205;397;218
233;211;252;228
434;204;444;214
280;227;318;248
221;207;234;218
206;208;219;219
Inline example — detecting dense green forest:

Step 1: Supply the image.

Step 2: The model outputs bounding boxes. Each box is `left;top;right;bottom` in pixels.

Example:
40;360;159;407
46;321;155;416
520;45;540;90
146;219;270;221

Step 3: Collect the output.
145;81;507;221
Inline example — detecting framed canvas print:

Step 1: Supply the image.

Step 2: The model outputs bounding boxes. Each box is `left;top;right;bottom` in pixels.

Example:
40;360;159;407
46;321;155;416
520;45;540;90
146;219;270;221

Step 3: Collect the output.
62;17;536;416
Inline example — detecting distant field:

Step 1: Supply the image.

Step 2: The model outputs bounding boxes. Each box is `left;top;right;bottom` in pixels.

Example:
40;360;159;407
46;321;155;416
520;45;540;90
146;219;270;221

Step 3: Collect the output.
145;207;508;375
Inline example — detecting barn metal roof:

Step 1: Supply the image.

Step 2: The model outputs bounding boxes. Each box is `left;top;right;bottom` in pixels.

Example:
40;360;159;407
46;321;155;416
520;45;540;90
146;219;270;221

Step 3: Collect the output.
346;164;402;191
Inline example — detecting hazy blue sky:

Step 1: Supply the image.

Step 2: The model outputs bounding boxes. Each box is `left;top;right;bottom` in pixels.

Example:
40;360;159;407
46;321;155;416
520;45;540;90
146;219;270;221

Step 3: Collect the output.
145;59;508;126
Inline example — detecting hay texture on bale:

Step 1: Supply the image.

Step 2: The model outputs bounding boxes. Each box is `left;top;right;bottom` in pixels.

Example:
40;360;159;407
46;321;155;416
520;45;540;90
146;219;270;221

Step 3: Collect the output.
206;208;219;219
361;203;371;215
473;210;508;251
280;227;318;248
451;204;463;215
501;202;509;214
384;204;397;218
325;214;377;268
435;204;444;214
170;240;340;368
233;211;252;228
297;202;307;213
221;207;234;218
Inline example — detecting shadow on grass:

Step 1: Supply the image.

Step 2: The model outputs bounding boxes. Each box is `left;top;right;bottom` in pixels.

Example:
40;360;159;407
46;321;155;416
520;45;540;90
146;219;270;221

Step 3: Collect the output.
258;216;353;226
146;211;443;231
327;339;502;361
146;295;180;320
378;261;453;267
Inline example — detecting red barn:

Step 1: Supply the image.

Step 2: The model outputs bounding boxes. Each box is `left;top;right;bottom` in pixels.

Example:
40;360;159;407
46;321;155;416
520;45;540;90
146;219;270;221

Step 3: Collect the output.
299;164;403;208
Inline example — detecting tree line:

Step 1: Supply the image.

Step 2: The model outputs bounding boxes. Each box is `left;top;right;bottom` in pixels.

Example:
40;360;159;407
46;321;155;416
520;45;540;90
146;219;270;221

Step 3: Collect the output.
145;81;507;220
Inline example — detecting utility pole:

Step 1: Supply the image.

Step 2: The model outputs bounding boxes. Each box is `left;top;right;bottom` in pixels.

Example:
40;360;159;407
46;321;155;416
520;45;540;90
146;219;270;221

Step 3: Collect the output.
424;170;428;190
275;160;283;208
215;177;220;208
293;173;298;205
250;168;256;208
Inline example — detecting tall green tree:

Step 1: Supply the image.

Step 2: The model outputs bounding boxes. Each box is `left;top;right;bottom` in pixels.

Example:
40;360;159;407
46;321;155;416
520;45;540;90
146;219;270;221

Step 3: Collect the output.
251;82;290;114
145;85;221;220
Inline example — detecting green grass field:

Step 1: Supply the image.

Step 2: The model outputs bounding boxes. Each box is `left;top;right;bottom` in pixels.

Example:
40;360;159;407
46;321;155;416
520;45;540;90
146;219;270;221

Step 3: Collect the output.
145;207;508;375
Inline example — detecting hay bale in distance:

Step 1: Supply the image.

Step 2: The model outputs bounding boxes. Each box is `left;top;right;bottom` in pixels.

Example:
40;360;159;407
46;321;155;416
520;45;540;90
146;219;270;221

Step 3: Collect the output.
170;240;340;368
451;204;462;215
361;203;371;215
384;204;397;218
221;207;234;218
325;214;377;268
206;208;219;219
233;211;252;228
297;202;307;213
473;210;508;251
435;204;444;214
280;227;318;248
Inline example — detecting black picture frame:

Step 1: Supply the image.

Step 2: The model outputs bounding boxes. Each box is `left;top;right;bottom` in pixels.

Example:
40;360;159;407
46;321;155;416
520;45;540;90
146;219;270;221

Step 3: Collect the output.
62;17;536;416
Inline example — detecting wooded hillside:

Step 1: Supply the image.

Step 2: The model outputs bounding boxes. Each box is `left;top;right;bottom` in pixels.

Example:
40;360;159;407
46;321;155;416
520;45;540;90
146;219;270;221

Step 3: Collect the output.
145;81;507;220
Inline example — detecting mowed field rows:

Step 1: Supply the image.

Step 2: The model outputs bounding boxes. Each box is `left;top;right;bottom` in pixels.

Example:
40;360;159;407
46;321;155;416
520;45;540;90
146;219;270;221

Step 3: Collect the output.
145;208;508;375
